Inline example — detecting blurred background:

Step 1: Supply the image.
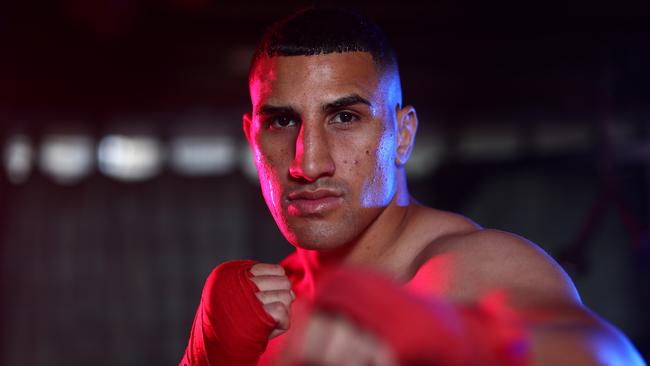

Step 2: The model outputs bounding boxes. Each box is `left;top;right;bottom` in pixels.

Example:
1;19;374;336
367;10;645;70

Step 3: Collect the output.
1;1;649;364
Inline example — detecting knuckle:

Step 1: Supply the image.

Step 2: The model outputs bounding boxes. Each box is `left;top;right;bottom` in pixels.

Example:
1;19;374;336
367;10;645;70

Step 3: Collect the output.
278;276;292;289
254;290;268;303
249;275;263;289
251;263;285;276
264;301;290;329
249;263;263;274
250;263;269;276
256;290;293;306
279;290;293;304
264;301;288;316
250;275;292;292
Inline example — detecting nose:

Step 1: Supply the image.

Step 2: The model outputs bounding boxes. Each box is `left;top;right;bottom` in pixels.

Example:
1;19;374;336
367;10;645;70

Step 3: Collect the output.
289;123;335;182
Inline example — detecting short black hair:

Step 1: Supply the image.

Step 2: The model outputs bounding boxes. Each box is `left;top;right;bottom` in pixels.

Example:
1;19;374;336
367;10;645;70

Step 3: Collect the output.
249;6;398;79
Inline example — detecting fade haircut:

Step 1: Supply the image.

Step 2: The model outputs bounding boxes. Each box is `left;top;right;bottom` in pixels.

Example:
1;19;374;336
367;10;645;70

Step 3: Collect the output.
249;6;399;81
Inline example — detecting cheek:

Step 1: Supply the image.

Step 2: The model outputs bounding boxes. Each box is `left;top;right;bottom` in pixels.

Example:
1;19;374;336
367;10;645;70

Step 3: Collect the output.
253;133;291;178
253;141;288;212
255;156;278;209
349;129;397;208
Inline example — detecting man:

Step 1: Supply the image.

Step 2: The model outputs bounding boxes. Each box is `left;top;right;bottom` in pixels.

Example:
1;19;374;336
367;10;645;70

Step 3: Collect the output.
181;7;646;366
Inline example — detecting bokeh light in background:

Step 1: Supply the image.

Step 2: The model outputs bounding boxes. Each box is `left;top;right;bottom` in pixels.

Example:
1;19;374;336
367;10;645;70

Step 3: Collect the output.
1;1;649;365
40;134;94;185
406;133;444;178
98;135;164;182
170;136;237;176
534;122;594;154
456;124;521;161
0;124;609;185
3;135;34;184
2;134;270;183
240;143;260;183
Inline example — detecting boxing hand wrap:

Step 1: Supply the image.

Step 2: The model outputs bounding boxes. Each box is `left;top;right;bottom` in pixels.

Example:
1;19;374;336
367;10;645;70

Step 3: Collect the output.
313;267;529;366
181;260;277;366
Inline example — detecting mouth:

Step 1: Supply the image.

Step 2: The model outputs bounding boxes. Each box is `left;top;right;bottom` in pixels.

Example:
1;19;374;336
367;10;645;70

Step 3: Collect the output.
286;189;344;216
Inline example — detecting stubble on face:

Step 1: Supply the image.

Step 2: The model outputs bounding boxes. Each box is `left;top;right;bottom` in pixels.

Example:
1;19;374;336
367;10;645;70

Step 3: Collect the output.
247;52;400;250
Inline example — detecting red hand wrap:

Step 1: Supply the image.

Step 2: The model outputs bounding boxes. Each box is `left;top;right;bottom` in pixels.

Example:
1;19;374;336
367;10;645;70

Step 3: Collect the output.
181;260;276;366
314;267;529;366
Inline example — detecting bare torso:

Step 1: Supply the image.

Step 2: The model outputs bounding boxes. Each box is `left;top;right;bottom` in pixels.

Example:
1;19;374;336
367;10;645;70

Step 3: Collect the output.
258;201;580;364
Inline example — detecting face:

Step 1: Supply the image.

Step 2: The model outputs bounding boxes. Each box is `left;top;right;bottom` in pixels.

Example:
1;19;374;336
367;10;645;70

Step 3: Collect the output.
245;52;406;250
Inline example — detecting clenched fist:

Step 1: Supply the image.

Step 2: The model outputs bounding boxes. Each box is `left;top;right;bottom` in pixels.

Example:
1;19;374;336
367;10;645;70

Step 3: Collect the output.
250;263;296;339
181;260;295;365
280;312;399;366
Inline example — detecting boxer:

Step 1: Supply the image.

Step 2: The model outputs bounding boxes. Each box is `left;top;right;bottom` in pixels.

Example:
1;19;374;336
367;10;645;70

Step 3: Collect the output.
181;7;646;366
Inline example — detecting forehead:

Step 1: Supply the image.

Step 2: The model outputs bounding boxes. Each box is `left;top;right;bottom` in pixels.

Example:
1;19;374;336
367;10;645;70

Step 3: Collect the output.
249;52;383;107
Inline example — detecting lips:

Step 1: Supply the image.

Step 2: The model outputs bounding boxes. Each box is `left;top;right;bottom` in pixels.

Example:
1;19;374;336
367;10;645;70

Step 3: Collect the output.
286;189;343;216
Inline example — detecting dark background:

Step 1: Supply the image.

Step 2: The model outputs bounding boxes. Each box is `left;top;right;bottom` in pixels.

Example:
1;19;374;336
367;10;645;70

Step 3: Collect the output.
1;1;649;365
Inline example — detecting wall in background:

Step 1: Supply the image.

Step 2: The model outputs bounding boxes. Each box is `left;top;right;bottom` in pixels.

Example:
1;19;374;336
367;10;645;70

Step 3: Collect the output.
1;1;649;364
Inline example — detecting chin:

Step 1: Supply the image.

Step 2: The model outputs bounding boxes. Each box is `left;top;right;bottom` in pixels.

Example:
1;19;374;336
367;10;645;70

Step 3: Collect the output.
276;206;383;252
282;220;360;251
292;238;347;251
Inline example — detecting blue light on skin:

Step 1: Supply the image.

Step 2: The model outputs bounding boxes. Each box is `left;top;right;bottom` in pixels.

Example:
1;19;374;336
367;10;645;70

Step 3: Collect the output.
359;61;408;209
360;116;397;209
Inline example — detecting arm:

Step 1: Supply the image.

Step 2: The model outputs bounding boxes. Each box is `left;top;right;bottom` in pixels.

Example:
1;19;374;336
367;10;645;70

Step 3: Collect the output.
283;230;646;366
525;303;645;365
413;229;646;366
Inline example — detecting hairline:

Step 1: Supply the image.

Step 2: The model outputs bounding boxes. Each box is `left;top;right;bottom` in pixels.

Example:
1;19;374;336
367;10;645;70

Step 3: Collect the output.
248;50;398;85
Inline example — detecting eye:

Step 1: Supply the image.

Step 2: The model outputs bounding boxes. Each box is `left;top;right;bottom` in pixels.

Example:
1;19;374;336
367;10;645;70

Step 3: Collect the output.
331;111;359;124
268;115;298;129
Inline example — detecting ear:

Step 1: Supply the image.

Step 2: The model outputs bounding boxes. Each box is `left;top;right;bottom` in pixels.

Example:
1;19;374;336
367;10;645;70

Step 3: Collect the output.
395;105;418;166
242;112;253;144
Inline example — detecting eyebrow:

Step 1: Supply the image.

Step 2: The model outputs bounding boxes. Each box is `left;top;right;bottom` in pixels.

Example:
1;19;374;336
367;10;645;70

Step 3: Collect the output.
256;94;372;116
323;94;372;112
256;105;297;116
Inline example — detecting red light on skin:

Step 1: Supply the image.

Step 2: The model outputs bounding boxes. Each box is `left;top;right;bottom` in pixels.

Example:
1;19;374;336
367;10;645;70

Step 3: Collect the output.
287;196;343;216
406;254;453;297
286;189;344;216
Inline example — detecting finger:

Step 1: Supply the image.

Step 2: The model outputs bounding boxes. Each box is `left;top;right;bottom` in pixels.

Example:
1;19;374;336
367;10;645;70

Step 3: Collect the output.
365;333;399;366
250;275;292;292
269;328;286;340
373;345;399;366
317;315;394;366
250;263;286;276
263;302;290;331
326;317;379;366
345;328;376;366
299;313;333;365
321;318;353;366
256;289;295;308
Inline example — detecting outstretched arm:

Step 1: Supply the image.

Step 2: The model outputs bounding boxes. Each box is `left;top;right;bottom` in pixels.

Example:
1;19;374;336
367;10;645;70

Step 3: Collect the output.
281;230;646;366
447;229;645;365
412;229;646;365
522;302;645;365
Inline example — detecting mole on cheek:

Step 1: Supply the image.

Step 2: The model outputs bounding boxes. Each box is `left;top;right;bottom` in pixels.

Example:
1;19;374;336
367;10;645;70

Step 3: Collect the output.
365;150;370;155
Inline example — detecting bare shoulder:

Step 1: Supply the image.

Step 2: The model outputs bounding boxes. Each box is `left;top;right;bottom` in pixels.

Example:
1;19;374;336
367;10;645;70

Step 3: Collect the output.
407;214;581;307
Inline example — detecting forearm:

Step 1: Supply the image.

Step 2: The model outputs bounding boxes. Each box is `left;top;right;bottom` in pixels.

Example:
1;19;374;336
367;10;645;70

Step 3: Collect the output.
179;261;276;366
297;266;647;366
180;302;261;366
525;305;646;366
